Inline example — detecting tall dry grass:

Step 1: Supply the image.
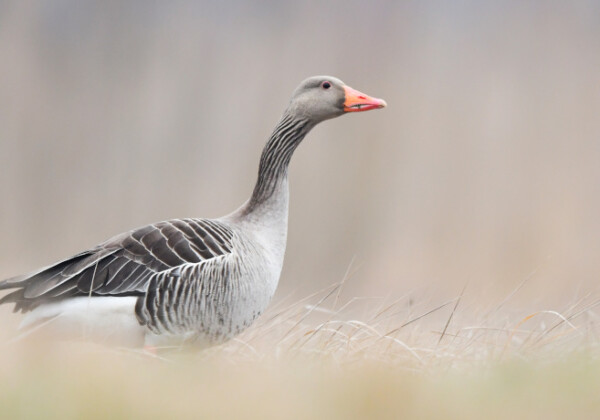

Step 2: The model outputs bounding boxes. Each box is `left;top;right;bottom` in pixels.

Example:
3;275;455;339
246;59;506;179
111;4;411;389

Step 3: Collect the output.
2;275;600;419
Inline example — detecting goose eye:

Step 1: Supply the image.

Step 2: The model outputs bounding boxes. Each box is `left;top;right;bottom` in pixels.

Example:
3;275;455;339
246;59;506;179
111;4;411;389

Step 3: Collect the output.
321;81;331;90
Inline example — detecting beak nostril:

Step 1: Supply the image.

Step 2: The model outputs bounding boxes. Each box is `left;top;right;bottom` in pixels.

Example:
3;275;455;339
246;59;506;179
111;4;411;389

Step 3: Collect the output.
358;96;366;100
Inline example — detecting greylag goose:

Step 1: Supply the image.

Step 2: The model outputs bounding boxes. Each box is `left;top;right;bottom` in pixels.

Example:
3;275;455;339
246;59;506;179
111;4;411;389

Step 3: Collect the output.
0;76;386;348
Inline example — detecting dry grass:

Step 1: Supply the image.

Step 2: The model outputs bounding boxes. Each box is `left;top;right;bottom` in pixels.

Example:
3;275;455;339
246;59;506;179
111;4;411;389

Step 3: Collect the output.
2;281;600;419
212;280;600;369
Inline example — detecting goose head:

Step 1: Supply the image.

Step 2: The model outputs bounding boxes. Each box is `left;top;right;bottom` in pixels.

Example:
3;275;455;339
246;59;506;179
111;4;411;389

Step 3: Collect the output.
285;76;387;123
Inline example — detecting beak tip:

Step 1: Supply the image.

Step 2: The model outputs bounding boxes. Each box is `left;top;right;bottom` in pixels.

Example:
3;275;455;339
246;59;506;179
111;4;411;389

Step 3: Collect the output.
378;99;387;108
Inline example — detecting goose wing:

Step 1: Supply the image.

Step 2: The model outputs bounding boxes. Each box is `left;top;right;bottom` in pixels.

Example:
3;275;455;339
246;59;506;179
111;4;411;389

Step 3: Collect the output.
0;218;234;313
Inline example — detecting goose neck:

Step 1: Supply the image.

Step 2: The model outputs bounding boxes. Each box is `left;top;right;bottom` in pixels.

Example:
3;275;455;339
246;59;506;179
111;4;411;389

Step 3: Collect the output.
244;113;313;213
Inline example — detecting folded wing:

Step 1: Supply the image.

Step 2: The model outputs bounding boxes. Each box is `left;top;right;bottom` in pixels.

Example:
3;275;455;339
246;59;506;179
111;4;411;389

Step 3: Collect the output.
0;218;234;313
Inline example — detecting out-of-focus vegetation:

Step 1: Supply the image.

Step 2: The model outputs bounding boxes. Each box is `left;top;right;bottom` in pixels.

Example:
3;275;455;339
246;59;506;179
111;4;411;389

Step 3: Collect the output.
2;352;600;420
2;1;600;418
2;285;600;419
1;0;599;301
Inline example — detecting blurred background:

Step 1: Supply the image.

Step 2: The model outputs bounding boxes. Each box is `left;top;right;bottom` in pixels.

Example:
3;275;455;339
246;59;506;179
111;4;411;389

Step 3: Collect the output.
1;0;599;316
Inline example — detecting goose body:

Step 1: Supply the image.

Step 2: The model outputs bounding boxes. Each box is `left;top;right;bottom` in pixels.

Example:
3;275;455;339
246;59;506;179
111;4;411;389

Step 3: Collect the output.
0;76;386;348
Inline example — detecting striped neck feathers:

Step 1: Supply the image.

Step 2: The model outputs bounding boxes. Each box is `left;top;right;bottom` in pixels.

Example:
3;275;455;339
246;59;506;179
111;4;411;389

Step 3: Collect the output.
246;113;314;211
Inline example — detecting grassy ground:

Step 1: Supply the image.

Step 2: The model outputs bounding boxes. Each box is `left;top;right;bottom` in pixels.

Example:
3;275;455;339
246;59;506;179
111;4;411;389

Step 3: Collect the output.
2;350;599;420
1;283;600;419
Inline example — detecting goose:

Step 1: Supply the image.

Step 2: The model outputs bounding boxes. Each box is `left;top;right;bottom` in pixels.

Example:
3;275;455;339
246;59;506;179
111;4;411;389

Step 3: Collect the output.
0;76;386;348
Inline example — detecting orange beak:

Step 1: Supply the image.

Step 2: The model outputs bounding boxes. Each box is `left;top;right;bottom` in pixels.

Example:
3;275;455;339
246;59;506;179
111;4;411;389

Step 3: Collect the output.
343;85;387;112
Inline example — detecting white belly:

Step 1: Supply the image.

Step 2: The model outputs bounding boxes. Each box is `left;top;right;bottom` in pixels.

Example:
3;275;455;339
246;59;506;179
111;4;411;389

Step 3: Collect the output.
20;296;145;347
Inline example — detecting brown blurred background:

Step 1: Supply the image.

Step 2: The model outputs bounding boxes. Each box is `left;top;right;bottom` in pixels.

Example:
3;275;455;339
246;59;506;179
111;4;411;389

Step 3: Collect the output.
1;1;599;314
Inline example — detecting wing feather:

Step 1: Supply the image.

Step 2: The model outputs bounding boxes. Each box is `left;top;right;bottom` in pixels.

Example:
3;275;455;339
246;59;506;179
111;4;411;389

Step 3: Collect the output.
0;218;235;313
